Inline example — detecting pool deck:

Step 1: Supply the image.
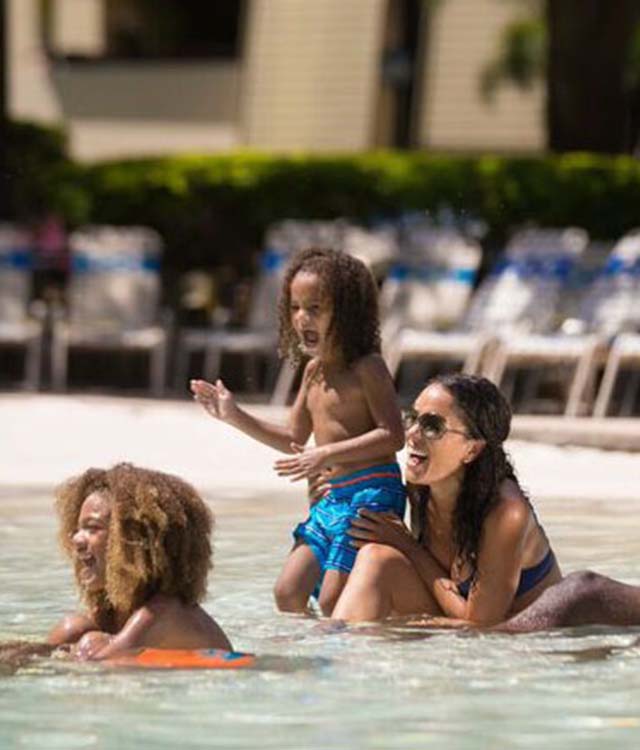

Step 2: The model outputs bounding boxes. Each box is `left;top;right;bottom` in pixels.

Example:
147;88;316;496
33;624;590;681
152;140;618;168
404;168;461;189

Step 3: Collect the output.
1;393;638;504
510;414;640;452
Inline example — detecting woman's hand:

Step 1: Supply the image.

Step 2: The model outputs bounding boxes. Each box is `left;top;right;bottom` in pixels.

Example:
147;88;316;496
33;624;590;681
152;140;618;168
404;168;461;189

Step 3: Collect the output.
274;443;331;482
190;379;240;423
348;509;417;558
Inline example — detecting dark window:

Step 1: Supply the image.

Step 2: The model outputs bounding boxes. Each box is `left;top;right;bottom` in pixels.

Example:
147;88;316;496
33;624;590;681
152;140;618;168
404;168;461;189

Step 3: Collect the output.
44;0;244;60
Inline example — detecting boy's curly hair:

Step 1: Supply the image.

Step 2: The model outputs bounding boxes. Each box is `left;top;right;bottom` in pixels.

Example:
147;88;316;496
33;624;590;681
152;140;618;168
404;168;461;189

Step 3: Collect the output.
277;247;381;366
56;463;212;631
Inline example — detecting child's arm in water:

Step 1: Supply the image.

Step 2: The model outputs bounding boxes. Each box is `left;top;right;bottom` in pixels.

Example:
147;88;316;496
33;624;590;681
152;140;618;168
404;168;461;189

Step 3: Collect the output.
275;354;404;480
191;374;312;454
72;597;233;661
48;612;97;646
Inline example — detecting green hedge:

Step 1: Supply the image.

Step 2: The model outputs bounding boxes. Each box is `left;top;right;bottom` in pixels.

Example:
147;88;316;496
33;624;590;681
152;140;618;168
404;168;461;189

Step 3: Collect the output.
80;151;640;273
6;121;88;224
7;121;640;274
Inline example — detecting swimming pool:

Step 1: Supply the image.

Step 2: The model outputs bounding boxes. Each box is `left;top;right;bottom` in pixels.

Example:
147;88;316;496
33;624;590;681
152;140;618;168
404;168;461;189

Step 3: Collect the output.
2;482;640;750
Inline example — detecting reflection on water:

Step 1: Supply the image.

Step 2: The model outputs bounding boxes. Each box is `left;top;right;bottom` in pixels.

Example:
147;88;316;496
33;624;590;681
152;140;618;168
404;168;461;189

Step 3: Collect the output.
1;488;640;749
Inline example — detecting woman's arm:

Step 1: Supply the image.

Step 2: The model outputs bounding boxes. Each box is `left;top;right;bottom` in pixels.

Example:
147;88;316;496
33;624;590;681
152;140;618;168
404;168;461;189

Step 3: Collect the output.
430;492;529;625
461;496;529;625
349;489;530;627
348;510;449;590
275;355;404;479
191;376;312;454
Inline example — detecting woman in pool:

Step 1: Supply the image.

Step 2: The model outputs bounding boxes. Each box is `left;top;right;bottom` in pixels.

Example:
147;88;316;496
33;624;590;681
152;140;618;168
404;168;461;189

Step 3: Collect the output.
331;373;640;631
331;373;563;626
47;462;231;659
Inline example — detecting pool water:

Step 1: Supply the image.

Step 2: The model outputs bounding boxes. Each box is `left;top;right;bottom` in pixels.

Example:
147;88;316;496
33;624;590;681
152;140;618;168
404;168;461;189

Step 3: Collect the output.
1;485;640;750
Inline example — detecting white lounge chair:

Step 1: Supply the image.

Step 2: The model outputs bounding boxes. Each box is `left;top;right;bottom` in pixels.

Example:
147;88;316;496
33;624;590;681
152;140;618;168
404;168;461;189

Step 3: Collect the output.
0;224;44;390
591;232;640;416
386;227;590;395
175;246;289;391
51;225;168;395
488;231;640;416
379;225;489;382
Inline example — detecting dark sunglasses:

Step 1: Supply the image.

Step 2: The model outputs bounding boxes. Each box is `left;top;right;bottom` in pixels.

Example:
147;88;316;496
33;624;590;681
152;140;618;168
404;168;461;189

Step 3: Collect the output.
402;408;471;440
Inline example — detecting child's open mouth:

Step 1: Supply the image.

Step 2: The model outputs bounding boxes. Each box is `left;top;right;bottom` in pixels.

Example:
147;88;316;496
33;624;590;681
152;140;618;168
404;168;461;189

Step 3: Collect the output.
301;331;319;347
77;554;97;576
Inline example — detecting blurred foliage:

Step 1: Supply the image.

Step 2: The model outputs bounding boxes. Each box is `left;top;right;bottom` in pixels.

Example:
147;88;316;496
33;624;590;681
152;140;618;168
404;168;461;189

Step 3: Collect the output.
78;152;640;271
481;5;640;102
481;17;547;101
625;23;640;92
5;121;89;224
6;121;640;273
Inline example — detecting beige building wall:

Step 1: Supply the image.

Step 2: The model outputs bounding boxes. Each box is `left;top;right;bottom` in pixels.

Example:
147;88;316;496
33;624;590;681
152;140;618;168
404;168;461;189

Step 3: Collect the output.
52;0;106;57
8;0;241;160
52;63;241;160
10;0;545;158
418;0;545;152
242;0;386;151
8;0;62;122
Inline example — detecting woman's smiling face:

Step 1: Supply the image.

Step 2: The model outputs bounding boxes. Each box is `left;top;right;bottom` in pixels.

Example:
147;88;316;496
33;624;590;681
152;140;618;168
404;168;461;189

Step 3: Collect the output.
71;491;111;592
404;383;478;486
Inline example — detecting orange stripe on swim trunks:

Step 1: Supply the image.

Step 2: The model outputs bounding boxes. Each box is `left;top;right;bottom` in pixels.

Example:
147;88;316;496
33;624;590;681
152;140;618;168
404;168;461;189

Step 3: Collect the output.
329;471;401;490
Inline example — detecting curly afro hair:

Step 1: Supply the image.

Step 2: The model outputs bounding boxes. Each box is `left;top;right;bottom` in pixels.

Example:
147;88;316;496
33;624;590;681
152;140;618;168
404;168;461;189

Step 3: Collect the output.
56;463;213;631
277;247;381;366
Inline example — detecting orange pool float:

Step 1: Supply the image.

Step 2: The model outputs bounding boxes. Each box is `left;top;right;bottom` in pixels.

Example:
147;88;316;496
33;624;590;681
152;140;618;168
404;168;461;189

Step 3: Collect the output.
109;648;256;670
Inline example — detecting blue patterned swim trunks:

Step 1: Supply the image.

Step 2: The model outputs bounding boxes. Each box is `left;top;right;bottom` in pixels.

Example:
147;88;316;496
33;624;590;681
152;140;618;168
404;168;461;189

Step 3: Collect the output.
293;462;406;575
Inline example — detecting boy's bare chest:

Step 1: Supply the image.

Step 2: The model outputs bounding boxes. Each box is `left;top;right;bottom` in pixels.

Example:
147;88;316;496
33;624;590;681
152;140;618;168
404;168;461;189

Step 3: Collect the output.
306;371;368;422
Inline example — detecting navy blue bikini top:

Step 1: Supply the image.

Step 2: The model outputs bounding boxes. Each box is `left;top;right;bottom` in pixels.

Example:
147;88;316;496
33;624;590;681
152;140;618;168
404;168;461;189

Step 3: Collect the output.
457;548;555;600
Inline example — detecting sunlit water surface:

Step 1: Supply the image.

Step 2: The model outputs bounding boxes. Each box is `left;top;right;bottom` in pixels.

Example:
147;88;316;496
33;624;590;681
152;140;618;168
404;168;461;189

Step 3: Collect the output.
2;486;640;750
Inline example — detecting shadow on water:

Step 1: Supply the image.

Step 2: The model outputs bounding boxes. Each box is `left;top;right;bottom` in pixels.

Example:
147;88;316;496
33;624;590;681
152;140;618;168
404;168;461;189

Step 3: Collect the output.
541;626;640;662
544;640;640;662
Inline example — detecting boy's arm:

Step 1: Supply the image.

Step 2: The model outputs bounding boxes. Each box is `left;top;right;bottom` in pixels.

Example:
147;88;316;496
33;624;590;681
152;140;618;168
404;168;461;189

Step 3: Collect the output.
191;377;312;454
275;355;404;478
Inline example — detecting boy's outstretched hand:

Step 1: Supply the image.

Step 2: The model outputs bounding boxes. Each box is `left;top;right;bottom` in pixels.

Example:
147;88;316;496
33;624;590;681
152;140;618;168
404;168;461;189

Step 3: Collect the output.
274;442;330;482
190;379;238;422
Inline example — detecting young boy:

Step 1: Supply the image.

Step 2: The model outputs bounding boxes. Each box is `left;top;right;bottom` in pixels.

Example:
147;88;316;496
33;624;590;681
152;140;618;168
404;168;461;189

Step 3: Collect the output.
191;247;405;616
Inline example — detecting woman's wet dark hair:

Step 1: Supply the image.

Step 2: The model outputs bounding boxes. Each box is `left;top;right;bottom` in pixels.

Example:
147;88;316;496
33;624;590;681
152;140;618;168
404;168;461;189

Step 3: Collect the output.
410;373;524;584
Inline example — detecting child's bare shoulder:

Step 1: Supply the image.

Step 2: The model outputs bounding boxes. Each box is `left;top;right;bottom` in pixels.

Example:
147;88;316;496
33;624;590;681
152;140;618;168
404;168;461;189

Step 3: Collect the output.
352;353;390;378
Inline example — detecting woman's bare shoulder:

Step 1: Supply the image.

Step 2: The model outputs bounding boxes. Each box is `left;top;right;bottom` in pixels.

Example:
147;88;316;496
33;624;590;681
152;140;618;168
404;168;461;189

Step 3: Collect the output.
486;480;531;535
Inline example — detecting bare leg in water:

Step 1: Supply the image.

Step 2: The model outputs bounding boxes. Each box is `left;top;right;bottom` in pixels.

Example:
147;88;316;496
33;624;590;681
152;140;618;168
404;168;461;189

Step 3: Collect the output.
501;571;640;633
